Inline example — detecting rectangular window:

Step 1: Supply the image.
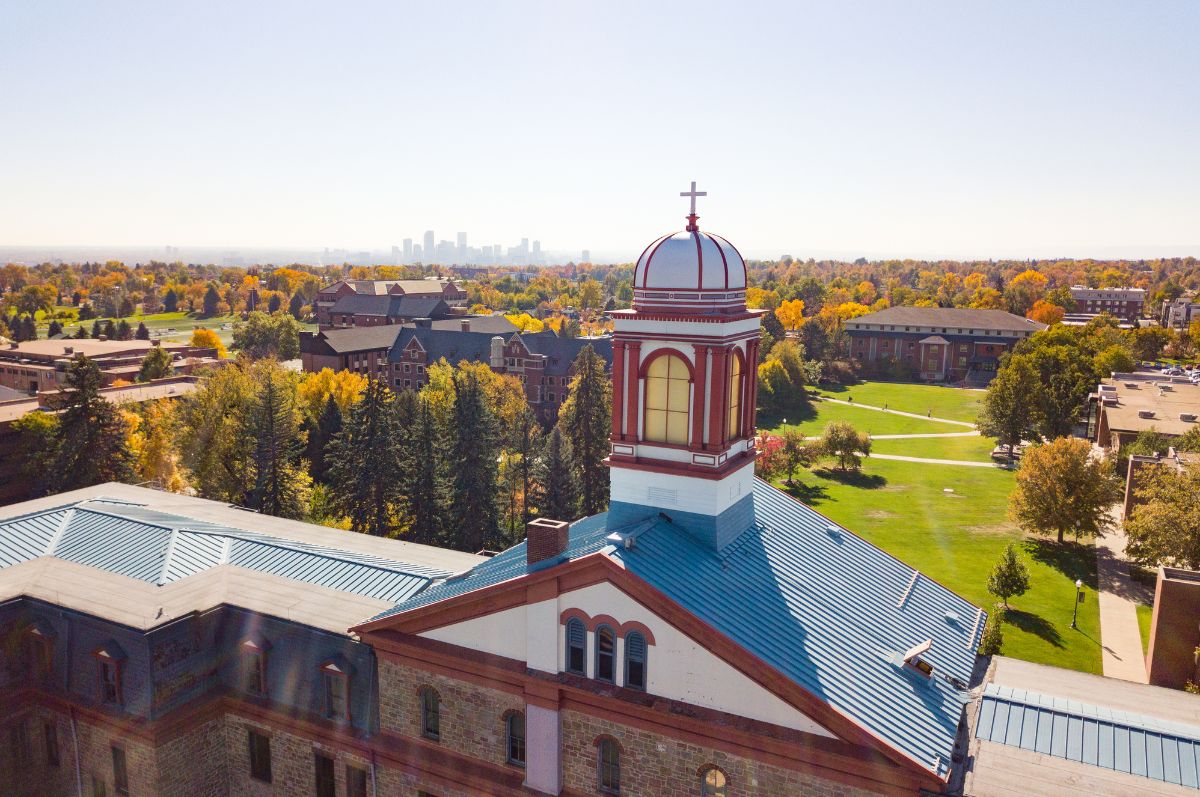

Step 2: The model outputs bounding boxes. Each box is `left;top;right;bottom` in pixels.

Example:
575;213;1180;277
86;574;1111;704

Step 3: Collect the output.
98;660;120;704
112;747;129;796
346;765;369;797
92;775;107;797
315;753;336;797
323;669;347;721
242;647;265;695
248;730;272;783
45;723;60;767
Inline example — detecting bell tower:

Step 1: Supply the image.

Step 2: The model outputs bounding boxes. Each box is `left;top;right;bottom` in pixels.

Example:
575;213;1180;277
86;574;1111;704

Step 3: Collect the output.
607;184;764;550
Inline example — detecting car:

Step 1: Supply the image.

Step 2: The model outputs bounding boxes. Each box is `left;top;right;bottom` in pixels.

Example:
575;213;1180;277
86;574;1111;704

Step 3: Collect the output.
1163;367;1184;376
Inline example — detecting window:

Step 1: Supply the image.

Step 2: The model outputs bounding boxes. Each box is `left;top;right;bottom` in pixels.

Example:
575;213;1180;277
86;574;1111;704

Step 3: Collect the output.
322;662;349;721
241;640;267;696
92;775;107;797
315;752;336;797
595;625;616;683
420;686;440;740
24;629;52;681
701;767;728;796
248;730;272;783
624;632;647;691
505;712;526;767
643;354;689;444
727;354;742;439
598;738;620;794
112;747;129;796
98;658;120;705
566;619;586;675
45;723;59;767
9;719;30;764
346;765;369;797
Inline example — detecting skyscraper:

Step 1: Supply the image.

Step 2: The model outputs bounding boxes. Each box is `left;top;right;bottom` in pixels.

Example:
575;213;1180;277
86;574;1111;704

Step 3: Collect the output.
532;240;542;264
423;231;434;264
456;232;467;263
391;245;401;264
582;249;591;263
403;239;413;262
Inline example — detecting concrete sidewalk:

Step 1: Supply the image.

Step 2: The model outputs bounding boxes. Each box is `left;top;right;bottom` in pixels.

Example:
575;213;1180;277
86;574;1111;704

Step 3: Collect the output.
1096;517;1150;683
868;453;998;468
870;431;980;440
819;397;976;428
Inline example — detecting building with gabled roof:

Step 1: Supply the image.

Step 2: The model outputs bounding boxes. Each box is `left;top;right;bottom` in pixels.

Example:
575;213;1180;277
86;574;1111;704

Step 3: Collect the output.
315;278;467;326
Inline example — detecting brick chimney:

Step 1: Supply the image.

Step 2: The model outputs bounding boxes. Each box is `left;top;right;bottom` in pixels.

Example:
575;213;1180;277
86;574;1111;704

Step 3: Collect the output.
526;518;569;566
460;319;471;332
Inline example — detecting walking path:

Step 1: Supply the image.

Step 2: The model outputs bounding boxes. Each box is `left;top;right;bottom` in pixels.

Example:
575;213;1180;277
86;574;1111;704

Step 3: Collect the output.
818;397;977;428
870;431;980;440
1095;510;1150;683
868;453;997;468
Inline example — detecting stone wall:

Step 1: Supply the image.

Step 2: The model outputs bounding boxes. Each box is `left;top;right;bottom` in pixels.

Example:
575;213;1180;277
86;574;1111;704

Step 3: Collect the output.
560;709;888;797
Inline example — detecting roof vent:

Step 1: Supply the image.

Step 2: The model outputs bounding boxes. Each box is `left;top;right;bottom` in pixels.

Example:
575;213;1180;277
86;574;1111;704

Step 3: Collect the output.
63;346;73;355
902;639;934;678
526;517;569;566
460;320;471;332
1124;382;1139;389
1138;410;1156;419
1181;413;1198;423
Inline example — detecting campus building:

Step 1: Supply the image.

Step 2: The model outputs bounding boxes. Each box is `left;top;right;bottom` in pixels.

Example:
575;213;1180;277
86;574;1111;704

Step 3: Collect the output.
0;338;220;394
1088;373;1200;451
1068;285;1146;323
844;307;1045;384
315;279;468;327
1161;293;1200;331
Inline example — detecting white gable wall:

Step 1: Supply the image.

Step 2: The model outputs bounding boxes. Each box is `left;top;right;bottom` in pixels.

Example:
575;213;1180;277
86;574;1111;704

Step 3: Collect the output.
419;579;834;739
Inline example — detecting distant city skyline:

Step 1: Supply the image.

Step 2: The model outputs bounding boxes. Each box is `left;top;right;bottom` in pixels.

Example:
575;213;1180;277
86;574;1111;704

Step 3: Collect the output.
1;2;1197;260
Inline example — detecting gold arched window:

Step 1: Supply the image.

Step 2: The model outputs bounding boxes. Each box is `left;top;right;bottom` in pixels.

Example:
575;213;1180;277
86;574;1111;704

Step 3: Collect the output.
727;353;743;439
644;354;690;444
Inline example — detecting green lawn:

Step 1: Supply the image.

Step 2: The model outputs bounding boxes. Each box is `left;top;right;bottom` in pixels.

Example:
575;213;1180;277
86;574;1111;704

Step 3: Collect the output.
816;381;984;423
1137;602;1154;656
763;399;965;438
53;310;316;349
870;434;997;461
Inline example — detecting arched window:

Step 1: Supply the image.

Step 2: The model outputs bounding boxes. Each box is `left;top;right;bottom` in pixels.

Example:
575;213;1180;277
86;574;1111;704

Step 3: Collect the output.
598;738;621;794
505;712;525;767
700;766;728;797
727;352;743;439
419;686;440;740
595;625;616;683
623;631;647;691
566;618;587;675
644;354;690;444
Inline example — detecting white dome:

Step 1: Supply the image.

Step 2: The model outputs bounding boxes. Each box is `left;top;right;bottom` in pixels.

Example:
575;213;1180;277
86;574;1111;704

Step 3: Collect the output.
634;230;747;292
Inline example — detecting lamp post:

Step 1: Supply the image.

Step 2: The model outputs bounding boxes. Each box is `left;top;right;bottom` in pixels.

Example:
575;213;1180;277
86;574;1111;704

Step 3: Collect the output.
1070;579;1083;629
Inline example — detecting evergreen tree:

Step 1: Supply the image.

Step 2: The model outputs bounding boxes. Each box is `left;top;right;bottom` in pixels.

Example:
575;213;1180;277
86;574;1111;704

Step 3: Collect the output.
267;293;282;313
115;319;132;340
987;543;1031;608
47;320;63;337
399;394;442;545
73;325;88;339
135;322;150;340
163;289;178;313
137;345;174;382
47;355;136;490
91;319;104;339
557;345;611;516
536;427;580;521
202;284;221;317
102;320;116;339
21;315;36;341
446;370;499;551
288;292;304;320
327;379;402;536
77;303;96;321
306;394;343;484
245;365;310;518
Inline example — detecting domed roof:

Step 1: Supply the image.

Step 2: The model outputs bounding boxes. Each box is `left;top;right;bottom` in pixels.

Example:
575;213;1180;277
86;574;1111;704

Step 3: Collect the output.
634;229;747;292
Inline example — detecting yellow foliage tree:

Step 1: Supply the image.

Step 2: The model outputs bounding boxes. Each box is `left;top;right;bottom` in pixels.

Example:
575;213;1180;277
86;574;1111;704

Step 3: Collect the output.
191;327;227;358
1027;300;1065;325
297;368;368;420
775;299;806;330
746;287;780;310
505;313;545;333
855;281;877;305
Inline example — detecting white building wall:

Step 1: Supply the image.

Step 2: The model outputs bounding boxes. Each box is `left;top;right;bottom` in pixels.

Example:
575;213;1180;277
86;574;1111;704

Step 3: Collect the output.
610;459;755;517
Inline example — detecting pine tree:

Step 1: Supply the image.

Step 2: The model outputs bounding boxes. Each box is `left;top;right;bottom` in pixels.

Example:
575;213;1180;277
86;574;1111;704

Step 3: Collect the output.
245;366;310;518
268;293;282;313
21;315;36;341
163;289;178;313
135;322;150;340
48;355;136;490
73;325;88;339
537;427;580;521
987;543;1031;608
103;320;116;339
91;320;104;339
446;370;499;552
557;345;611;516
137;345;174;382
399;394;442;545
327;379;402;536
306;394;343;484
47;320;63;338
203;284;221;317
288;292;304;320
115;319;132;340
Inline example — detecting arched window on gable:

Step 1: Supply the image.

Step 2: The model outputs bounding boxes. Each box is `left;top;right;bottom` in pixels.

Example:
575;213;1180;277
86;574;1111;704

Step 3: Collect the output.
595;625;616;683
643;354;690;444
700;766;729;797
727;351;743;439
623;631;647;691
565;618;587;675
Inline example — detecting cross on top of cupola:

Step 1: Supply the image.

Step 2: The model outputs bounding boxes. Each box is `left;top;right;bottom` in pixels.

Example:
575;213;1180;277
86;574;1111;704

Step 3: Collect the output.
680;180;706;231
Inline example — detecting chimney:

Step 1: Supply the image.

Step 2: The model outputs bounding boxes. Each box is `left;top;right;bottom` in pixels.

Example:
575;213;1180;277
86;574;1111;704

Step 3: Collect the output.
490;336;505;369
63;346;73;355
460;320;471;332
414;318;432;329
526;518;569;566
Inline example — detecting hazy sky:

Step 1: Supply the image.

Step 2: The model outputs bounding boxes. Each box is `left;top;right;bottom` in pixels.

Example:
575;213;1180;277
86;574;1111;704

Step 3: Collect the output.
1;1;1197;260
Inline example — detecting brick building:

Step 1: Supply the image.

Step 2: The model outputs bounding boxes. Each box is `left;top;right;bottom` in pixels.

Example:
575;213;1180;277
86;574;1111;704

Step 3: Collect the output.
0;338;219;394
1088;372;1200;451
1161;292;1200;331
844;307;1045;384
1068;285;1145;322
315;279;467;327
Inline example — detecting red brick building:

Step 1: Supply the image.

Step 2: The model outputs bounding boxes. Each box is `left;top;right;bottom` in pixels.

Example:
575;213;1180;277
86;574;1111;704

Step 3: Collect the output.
1068;285;1145;323
844;306;1045;384
315;279;467;327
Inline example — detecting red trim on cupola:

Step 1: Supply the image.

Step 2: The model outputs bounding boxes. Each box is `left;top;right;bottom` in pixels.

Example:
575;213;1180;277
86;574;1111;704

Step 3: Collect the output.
706;232;730;289
692;231;704;290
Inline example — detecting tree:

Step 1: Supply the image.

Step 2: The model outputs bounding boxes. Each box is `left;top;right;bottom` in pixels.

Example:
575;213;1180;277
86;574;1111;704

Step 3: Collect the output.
47;320;63;338
775;298;806;331
232;311;301;360
177;360;258;501
977;356;1040;460
327;379;402;536
819;421;871;471
129;399;189;492
1009;437;1121;543
297;368;368;419
757;339;819;417
202;284;221;317
536;427;580;521
557;345;611;516
1126;463;1200;569
399;394;442;545
115;319;132;340
190;327;227;358
134;322;150;340
163;288;178;313
15;284;56;316
1027;299;1065;325
245;364;310;518
987;543;1031;607
10;411;58;496
446;370;499;551
46;355;136;491
777;430;817;484
1131;326;1172;362
288;292;305;320
306;394;343;484
267;293;282;314
1094;344;1136;376
136;344;174;381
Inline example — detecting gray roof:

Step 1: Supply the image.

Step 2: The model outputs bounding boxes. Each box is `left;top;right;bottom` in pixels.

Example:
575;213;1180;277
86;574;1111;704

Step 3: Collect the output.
389;327;612;372
307;324;407;354
329;294;449;319
848;306;1046;333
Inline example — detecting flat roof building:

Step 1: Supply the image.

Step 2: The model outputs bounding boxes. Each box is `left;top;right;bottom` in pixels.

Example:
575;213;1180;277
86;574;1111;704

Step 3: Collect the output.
1089;373;1200;450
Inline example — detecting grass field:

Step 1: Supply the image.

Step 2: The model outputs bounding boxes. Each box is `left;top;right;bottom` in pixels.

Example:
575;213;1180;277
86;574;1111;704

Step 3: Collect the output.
51;309;316;348
762;399;966;438
766;379;1103;673
816;381;984;423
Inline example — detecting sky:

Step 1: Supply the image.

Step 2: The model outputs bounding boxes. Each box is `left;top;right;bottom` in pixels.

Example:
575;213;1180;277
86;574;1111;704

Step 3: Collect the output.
1;1;1198;261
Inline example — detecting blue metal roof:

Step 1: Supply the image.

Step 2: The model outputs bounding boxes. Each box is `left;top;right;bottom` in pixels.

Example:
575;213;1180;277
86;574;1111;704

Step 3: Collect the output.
375;479;982;777
977;684;1200;789
0;499;452;604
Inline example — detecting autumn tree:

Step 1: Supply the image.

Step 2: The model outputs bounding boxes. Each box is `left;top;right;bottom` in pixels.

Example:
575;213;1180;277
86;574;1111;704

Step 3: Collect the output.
777;429;818;484
977;356;1040;460
820;421;870;471
757;340;818;417
297;368;367;419
1026;299;1064;325
130;399;189;492
1009;438;1120;544
557;345;611;516
987;544;1031;608
177;360;259;501
47;354;136;491
1125;463;1200;569
190;327;227;358
775;298;805;331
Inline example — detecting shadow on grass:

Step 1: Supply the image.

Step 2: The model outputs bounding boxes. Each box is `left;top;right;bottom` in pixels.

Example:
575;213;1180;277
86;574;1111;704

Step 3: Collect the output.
812;468;887;489
1023;538;1098;589
780;480;829;506
1006;609;1065;649
758;401;819;428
